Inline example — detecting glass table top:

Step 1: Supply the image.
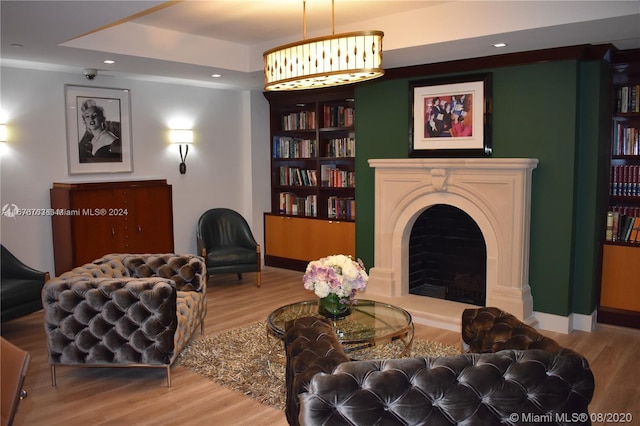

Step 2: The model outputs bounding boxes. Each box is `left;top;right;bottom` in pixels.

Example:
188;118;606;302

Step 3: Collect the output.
267;299;414;352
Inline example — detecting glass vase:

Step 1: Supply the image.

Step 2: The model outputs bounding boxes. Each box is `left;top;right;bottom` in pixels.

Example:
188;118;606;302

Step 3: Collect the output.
318;293;351;319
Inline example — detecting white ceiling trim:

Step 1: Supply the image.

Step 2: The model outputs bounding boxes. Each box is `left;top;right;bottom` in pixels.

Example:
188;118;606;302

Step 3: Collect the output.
61;22;253;72
61;0;640;76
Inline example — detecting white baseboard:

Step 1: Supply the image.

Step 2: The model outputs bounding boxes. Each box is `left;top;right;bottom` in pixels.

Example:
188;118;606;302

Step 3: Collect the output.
534;310;596;333
571;311;597;332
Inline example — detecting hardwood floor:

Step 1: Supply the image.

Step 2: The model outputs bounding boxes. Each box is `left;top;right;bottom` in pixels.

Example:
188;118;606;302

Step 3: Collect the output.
2;266;639;425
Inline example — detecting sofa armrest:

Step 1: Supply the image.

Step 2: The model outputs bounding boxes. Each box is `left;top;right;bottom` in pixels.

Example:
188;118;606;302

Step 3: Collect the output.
284;316;350;426
299;350;595;426
42;277;178;365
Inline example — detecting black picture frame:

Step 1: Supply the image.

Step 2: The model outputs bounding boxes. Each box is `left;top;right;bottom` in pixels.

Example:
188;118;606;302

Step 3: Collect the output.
409;73;492;157
64;85;133;174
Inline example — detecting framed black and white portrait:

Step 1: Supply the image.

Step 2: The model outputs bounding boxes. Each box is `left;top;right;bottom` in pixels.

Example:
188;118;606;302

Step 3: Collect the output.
65;85;132;174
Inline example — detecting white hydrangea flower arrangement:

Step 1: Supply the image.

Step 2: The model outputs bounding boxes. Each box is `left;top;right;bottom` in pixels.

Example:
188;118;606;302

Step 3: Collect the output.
302;254;368;304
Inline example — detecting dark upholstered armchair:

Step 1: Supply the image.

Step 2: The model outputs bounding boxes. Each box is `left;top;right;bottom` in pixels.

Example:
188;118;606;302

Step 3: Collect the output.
196;208;261;287
1;245;50;323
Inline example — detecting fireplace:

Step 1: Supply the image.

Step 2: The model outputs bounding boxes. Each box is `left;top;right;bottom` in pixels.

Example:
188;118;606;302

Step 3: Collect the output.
409;204;486;306
367;158;538;330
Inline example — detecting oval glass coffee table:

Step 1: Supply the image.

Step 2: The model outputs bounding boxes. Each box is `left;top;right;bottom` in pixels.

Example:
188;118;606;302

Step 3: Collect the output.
267;299;414;357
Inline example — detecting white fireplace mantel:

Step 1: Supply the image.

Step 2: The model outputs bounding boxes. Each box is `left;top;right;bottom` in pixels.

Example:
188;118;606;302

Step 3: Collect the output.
367;158;538;330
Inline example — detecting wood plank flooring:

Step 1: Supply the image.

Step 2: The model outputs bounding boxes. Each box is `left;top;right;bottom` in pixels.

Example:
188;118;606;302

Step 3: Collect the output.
2;266;639;425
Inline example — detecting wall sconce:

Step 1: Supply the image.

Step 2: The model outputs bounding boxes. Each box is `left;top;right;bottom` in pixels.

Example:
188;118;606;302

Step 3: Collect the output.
0;124;7;143
170;129;193;174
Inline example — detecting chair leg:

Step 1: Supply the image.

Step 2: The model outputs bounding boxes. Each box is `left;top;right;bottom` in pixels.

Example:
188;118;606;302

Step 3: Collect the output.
256;245;262;288
51;365;57;387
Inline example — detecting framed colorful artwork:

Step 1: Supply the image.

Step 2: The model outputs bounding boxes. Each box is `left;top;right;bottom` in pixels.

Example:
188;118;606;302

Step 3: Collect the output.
409;73;492;157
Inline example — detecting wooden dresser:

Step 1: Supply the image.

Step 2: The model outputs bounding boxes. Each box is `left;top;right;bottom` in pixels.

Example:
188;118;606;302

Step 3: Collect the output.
50;180;174;276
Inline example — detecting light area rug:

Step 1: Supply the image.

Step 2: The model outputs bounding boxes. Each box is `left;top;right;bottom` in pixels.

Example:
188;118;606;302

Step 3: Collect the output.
176;321;459;411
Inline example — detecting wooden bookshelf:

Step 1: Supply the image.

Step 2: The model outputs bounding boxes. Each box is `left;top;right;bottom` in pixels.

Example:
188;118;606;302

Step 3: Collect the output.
263;88;356;271
598;48;640;329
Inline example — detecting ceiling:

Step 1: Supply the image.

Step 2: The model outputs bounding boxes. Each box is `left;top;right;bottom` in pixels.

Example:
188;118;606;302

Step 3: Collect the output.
1;0;639;91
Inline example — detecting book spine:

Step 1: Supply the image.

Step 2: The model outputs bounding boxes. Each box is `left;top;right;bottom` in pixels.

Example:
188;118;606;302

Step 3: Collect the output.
606;211;614;242
631;216;640;243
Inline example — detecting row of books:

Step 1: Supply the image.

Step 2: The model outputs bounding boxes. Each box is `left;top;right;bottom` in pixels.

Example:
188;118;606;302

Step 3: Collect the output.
612;124;639;156
326;137;356;158
282;110;316;131
273;136;317;159
323;105;354;128
320;165;355;188
328;196;355;220
606;209;640;243
279;193;317;216
616;85;640;113
610;165;640;197
279;166;317;187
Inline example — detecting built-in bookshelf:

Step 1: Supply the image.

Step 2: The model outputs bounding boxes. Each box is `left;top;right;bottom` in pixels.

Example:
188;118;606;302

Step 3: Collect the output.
599;48;640;329
605;61;640;245
268;92;356;221
263;88;357;271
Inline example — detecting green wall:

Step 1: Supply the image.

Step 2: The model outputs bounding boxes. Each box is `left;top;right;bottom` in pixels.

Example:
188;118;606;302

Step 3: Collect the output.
355;59;608;316
572;60;611;314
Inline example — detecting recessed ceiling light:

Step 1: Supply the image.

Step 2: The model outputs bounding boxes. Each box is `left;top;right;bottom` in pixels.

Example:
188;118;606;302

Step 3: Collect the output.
103;60;115;64
493;43;508;48
211;74;222;78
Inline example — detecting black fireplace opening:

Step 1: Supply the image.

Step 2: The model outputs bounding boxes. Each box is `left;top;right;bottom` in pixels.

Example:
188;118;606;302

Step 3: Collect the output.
409;204;486;306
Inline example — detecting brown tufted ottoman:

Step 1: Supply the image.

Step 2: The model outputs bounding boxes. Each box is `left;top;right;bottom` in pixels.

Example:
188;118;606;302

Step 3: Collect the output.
42;253;207;387
461;306;579;356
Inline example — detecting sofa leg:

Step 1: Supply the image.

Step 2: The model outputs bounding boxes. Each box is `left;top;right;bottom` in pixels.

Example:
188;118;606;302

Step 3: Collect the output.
237;273;243;280
51;365;57;387
256;271;261;288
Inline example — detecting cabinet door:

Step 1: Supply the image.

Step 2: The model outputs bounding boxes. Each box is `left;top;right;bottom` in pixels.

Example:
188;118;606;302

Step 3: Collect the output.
600;245;640;312
265;215;354;262
69;189;122;265
265;215;309;261
306;219;355;260
128;185;174;253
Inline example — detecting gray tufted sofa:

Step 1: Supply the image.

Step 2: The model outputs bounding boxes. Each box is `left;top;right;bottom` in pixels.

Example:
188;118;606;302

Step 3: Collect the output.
42;253;207;387
285;312;595;426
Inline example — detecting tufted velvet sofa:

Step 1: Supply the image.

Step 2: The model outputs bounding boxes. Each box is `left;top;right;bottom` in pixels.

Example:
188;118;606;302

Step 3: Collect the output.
42;253;207;387
285;308;595;426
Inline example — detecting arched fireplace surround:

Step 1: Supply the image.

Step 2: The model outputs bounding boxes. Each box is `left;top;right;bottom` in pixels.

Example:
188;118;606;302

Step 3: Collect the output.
367;158;538;329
